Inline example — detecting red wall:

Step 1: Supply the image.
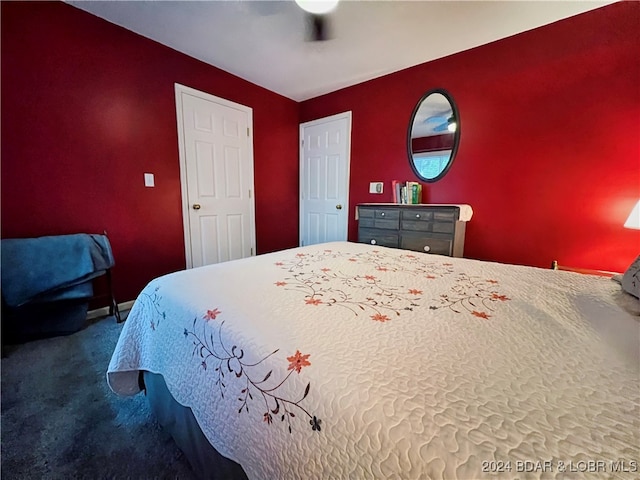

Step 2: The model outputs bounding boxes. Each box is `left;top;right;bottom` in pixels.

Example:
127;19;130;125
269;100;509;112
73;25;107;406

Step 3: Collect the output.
1;2;300;302
300;2;640;273
2;2;639;307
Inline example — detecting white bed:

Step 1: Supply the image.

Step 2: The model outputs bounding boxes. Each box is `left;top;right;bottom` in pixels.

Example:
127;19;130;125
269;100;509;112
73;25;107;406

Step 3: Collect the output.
108;241;639;479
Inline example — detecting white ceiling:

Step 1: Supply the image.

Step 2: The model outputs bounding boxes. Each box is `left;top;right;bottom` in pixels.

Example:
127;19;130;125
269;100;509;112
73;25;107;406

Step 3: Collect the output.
68;0;615;102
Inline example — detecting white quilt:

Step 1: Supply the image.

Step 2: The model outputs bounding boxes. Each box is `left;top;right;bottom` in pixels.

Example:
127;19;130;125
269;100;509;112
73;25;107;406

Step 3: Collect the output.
108;242;639;479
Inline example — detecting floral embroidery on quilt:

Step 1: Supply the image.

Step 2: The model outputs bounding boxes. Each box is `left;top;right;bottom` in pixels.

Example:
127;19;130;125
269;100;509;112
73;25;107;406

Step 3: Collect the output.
277;269;422;320
275;249;454;279
429;273;510;318
273;249;457;321
137;285;166;331
184;312;320;434
274;248;511;320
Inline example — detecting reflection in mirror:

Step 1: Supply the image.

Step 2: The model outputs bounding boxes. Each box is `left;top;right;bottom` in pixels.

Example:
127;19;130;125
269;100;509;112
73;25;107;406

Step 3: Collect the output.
408;89;460;182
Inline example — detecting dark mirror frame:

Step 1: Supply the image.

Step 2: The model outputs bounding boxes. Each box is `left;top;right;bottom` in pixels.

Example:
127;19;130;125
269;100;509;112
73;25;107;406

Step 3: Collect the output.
407;88;460;183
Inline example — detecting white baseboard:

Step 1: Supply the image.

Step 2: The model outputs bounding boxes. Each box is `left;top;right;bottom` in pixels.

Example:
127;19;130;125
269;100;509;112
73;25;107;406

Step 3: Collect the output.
87;300;135;320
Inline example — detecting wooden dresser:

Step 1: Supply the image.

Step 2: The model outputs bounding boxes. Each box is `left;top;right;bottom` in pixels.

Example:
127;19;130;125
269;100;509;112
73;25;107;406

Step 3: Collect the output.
356;204;472;257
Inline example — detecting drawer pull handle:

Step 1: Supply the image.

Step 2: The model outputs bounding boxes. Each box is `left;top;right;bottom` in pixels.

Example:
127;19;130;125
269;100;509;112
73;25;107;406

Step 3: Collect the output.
380;212;385;217
423;245;431;252
370;239;377;245
416;214;421;218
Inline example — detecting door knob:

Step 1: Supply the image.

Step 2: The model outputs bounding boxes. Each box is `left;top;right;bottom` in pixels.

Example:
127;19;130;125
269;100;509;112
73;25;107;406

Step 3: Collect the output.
192;204;201;210
336;204;343;210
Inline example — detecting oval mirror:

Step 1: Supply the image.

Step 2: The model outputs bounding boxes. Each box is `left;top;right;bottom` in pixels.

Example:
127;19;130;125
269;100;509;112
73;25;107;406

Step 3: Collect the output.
407;89;460;182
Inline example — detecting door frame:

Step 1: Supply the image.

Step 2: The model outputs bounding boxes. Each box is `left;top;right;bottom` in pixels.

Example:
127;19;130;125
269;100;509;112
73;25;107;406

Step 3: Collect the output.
175;83;256;269
299;111;352;246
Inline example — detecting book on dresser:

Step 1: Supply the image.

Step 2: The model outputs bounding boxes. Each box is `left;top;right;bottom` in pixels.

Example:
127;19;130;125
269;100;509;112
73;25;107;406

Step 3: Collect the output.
356;203;473;257
391;181;423;204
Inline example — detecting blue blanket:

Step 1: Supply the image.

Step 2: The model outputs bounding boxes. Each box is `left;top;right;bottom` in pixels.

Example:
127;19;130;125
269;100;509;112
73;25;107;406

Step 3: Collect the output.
1;234;115;308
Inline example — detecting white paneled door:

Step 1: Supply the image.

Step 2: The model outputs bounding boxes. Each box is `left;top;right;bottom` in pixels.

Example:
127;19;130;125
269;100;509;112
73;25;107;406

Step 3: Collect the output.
176;84;256;268
300;112;352;246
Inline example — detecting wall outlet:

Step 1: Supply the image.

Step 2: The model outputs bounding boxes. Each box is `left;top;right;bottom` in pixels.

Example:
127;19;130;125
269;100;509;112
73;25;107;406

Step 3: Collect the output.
369;182;383;194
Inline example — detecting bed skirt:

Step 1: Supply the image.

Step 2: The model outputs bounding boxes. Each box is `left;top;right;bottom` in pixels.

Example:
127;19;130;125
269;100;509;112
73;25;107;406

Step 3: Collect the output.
143;371;248;480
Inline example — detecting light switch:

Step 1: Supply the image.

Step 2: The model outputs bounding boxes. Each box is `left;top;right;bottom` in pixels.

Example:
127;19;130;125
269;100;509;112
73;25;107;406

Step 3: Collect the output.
369;182;383;194
144;173;155;187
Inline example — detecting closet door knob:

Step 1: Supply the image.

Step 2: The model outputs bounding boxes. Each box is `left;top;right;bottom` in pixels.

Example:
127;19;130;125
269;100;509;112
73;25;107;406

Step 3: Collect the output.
336;204;343;210
192;204;201;210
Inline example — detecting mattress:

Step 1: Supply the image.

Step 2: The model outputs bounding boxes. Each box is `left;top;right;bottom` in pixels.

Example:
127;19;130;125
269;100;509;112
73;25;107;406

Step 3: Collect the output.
108;241;639;479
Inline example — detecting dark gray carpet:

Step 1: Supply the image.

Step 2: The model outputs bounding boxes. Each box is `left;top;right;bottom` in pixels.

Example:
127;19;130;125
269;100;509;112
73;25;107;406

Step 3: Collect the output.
1;315;198;480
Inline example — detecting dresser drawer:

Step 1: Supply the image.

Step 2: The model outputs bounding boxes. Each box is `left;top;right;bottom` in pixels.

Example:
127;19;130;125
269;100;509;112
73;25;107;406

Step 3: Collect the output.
401;219;455;234
401;208;456;232
401;208;457;221
400;233;452;256
433;210;458;222
358;228;399;248
358;207;400;230
401;209;434;222
358;207;375;218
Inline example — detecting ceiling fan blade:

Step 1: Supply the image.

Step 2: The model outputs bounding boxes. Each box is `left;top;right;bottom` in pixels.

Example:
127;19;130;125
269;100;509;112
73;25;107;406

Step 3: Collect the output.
306;13;332;41
425;111;451;123
425;116;446;123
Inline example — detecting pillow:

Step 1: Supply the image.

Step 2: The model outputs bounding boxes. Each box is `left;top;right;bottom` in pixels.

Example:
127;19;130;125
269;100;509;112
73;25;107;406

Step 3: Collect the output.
621;255;640;298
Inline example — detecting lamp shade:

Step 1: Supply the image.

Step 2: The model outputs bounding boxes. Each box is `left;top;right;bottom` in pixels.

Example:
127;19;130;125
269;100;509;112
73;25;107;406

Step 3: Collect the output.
624;200;640;229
